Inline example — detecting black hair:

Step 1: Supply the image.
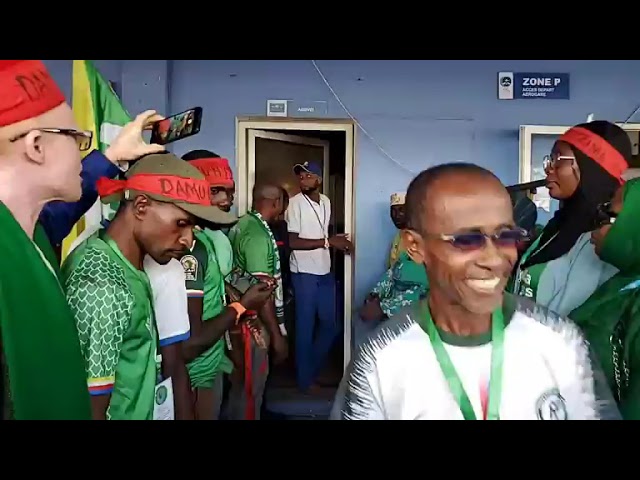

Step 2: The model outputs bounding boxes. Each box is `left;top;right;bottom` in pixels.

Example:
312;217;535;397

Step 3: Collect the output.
405;162;501;233
181;149;220;161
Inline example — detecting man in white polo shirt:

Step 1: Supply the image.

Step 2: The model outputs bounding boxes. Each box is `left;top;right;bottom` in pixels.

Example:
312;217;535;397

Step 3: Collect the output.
286;161;353;392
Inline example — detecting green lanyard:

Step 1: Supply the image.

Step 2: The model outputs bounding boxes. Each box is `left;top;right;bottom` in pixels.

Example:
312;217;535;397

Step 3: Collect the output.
421;302;505;420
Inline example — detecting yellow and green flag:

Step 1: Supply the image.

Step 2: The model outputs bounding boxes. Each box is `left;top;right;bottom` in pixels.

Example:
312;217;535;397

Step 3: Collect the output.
61;60;132;260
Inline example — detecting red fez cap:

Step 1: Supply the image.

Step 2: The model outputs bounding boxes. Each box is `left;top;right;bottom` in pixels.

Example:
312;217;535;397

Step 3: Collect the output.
0;60;66;127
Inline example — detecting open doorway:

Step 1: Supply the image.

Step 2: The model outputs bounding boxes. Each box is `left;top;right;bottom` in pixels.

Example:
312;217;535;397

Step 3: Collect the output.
236;117;355;419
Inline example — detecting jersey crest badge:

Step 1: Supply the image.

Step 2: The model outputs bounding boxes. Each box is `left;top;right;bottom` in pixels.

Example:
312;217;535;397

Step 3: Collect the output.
181;255;198;282
535;388;568;420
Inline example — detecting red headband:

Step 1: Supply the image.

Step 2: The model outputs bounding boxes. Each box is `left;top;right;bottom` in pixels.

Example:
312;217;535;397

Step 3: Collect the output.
188;157;234;188
0;60;65;127
559;126;628;184
97;174;212;206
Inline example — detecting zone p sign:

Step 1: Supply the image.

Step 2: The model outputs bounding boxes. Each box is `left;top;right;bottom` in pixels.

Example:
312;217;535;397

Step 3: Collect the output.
498;72;570;100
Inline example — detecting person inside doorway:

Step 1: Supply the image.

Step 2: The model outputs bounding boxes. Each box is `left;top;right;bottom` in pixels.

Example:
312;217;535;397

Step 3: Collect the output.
331;163;619;420
511;121;632;316
286;161;353;393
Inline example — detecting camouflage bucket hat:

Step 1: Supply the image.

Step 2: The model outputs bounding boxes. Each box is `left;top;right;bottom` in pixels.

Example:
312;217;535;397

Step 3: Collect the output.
96;152;238;225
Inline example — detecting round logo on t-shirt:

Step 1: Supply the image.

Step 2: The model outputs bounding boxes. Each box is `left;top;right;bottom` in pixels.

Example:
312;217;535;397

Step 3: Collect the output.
155;385;168;406
535;388;567;420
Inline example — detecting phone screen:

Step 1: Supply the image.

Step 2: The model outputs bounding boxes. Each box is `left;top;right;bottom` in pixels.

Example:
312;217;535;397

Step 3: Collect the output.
150;107;202;145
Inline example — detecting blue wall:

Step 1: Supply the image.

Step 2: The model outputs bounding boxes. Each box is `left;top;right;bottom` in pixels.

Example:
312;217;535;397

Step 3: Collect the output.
43;59;640;302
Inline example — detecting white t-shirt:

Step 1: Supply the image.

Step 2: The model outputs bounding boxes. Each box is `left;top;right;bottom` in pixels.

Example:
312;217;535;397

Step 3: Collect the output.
285;192;331;276
70;225;190;346
143;256;191;347
331;294;620;420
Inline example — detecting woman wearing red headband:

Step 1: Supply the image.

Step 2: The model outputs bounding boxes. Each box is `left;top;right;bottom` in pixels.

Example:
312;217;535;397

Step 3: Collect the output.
511;120;632;316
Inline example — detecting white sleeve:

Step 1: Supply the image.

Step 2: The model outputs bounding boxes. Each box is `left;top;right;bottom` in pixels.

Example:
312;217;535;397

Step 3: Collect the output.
330;347;387;420
285;198;301;234
144;257;191;347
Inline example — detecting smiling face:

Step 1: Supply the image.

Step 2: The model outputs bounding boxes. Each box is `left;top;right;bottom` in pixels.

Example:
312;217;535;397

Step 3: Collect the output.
404;171;518;315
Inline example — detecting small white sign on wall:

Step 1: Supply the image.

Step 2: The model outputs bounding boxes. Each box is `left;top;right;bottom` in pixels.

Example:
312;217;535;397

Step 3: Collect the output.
498;72;514;100
267;99;288;117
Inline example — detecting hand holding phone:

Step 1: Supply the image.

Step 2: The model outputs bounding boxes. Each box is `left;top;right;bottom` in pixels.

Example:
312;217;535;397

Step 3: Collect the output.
105;110;166;163
150;107;203;145
239;282;276;312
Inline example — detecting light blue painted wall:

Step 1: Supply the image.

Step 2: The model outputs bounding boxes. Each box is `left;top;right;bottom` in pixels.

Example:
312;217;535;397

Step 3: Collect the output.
43;59;640;303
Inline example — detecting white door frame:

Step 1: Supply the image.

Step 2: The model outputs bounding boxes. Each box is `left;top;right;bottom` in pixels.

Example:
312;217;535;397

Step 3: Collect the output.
246;129;331;209
236;117;356;370
519;122;640;183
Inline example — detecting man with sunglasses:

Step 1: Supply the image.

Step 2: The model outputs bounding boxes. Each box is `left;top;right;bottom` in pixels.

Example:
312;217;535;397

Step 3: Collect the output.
331;162;620;420
0;60;94;419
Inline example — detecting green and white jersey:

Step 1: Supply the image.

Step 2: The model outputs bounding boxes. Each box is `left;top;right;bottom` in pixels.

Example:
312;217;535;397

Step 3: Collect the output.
181;228;233;389
62;230;158;420
331;294;621;420
229;213;276;278
228;212;284;323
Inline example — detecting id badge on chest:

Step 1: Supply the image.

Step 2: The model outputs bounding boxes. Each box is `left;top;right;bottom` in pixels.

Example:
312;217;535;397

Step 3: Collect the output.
154;377;175;420
153;353;174;420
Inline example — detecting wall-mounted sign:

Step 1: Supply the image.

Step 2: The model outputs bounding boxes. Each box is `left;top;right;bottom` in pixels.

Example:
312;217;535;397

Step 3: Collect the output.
289;100;328;117
266;99;329;117
498;72;570;100
267;99;288;117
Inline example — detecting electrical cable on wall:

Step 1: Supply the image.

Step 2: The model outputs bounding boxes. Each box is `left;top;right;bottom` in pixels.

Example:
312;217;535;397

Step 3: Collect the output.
310;60;417;175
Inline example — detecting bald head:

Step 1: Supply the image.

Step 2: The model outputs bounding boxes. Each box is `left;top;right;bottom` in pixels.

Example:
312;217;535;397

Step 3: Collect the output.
253;184;282;202
252;183;283;221
406;163;507;234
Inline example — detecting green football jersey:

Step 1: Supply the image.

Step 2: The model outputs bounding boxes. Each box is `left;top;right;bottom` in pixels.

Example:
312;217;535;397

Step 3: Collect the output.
62;230;159;420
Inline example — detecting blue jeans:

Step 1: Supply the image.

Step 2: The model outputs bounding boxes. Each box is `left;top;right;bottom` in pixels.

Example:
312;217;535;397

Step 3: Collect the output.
291;272;340;390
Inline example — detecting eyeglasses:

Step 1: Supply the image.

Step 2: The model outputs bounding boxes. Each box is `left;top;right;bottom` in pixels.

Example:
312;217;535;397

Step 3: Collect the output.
433;228;530;251
593;201;618;230
542;154;575;171
10;128;93;152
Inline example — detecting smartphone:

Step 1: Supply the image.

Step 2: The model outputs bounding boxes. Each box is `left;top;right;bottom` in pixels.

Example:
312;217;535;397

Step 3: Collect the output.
150;107;202;145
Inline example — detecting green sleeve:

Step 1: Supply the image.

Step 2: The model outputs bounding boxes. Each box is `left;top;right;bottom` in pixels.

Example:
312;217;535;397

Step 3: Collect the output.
620;307;640;419
64;248;132;396
240;231;272;277
182;238;208;296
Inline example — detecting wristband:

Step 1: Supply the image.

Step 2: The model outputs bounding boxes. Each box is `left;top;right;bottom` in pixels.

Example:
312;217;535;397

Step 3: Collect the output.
229;302;247;323
324;237;330;249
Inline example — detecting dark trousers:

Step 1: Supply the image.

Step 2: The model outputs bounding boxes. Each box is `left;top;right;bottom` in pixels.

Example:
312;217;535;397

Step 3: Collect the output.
291;272;339;390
